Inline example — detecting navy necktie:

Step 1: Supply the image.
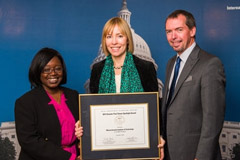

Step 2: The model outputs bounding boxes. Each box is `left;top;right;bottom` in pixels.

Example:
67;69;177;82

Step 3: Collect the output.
167;57;181;106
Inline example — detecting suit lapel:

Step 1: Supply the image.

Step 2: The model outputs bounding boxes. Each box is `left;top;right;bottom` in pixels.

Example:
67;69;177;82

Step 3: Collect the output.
169;45;200;106
165;57;176;90
162;56;176;113
64;88;75;120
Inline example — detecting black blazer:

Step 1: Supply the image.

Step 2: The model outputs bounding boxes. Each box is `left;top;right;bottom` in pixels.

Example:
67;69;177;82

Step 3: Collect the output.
90;55;158;93
15;86;79;160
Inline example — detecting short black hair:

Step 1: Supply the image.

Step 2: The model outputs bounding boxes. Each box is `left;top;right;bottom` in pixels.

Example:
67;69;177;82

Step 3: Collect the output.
28;47;67;88
166;9;196;30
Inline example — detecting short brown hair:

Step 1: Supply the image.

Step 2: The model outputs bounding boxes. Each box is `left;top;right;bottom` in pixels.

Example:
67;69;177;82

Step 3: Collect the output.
166;10;196;30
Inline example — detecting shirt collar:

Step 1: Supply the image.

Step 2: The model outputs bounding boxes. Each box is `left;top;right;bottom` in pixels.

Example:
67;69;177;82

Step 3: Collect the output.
178;42;196;63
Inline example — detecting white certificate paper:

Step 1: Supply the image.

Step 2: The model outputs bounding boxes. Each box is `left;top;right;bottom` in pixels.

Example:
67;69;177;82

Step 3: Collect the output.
90;103;149;151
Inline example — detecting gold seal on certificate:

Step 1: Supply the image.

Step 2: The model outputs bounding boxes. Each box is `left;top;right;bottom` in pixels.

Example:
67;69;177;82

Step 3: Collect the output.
114;115;125;127
79;92;160;160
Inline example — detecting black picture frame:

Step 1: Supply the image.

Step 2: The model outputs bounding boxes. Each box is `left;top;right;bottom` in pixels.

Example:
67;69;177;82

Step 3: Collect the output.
79;92;160;160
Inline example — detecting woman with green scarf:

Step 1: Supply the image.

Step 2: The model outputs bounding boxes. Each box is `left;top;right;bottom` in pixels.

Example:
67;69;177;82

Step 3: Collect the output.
90;17;158;93
75;17;165;160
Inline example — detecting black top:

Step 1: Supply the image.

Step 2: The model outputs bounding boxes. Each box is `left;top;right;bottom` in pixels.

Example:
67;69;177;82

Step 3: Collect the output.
90;55;159;93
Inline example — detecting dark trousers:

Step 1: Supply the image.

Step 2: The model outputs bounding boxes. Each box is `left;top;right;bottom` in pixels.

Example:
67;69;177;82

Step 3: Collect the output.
164;142;171;160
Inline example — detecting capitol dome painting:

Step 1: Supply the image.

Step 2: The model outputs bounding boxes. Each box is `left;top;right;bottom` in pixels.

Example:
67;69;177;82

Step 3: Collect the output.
85;0;163;97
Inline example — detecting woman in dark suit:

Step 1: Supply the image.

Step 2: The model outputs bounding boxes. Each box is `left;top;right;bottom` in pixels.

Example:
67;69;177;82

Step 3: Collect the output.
90;17;158;93
15;48;81;160
75;17;164;159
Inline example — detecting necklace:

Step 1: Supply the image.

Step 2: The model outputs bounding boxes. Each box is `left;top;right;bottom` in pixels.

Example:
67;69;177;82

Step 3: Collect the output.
113;66;123;69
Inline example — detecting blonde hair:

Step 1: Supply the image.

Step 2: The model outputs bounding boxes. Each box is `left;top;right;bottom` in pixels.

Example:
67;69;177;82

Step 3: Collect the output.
101;17;134;56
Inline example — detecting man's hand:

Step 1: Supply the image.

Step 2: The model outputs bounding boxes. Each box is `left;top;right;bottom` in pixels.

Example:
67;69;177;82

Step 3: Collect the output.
158;136;165;160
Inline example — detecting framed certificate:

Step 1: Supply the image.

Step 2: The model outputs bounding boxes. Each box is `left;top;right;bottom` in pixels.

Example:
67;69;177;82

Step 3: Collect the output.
79;92;160;160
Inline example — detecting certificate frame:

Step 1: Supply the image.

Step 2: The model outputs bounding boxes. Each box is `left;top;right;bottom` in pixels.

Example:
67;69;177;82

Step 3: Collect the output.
79;92;160;160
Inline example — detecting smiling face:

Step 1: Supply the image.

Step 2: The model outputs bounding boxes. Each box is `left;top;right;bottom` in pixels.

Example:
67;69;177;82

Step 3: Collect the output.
105;24;128;59
165;14;196;55
40;56;63;92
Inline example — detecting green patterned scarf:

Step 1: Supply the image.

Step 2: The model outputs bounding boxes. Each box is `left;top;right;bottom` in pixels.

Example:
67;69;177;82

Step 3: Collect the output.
98;52;144;93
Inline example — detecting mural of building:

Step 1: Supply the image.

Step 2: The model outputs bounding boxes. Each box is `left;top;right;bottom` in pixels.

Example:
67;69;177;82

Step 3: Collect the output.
0;121;20;160
84;0;164;96
219;121;240;160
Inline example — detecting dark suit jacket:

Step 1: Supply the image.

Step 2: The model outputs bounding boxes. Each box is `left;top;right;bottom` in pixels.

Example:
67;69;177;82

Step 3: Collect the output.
90;55;158;93
161;45;226;160
15;86;79;160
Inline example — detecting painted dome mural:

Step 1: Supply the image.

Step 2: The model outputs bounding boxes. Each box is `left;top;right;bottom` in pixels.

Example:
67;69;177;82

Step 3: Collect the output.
85;0;163;97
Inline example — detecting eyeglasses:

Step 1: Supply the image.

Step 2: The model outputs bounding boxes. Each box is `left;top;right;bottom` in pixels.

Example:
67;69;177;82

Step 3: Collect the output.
42;66;63;74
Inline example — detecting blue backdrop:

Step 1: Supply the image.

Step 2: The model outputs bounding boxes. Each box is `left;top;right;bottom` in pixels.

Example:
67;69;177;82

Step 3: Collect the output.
0;0;239;123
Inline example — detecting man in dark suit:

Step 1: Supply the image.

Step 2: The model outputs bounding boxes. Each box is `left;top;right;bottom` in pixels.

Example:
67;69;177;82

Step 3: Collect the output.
161;10;226;160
